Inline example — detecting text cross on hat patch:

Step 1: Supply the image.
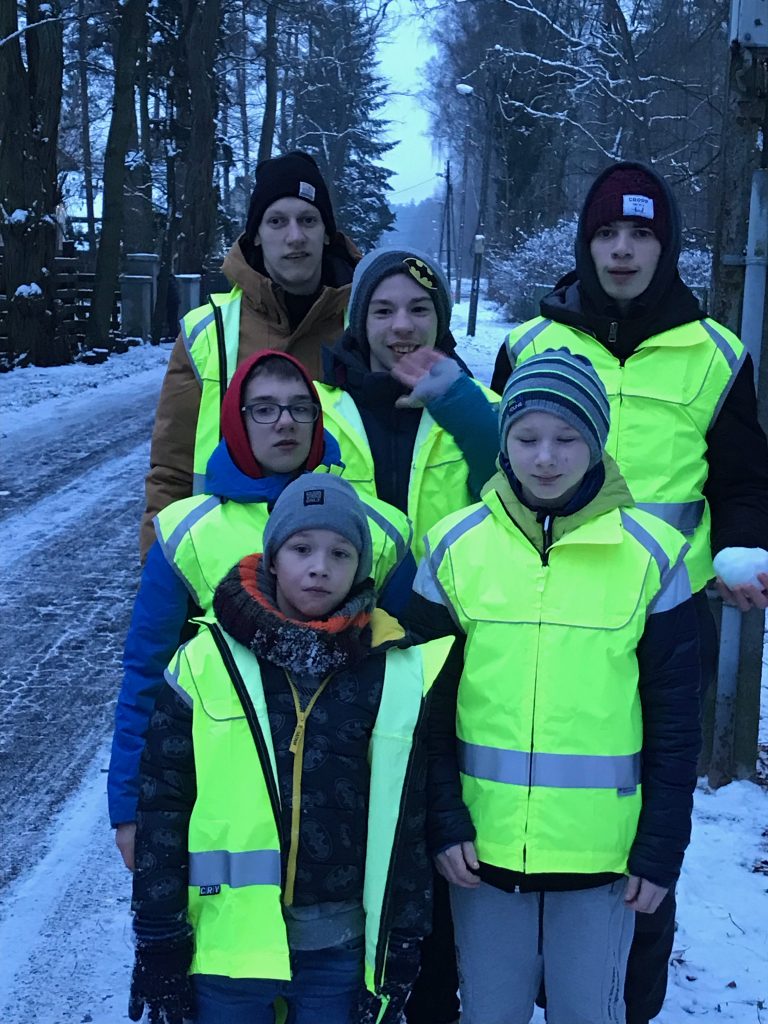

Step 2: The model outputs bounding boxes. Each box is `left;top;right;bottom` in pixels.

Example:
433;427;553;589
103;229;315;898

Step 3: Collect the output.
298;181;316;202
303;489;325;506
622;194;654;219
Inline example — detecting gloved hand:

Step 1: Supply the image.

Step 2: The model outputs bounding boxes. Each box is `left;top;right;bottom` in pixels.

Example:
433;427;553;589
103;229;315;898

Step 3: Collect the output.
357;934;422;1023
128;933;195;1024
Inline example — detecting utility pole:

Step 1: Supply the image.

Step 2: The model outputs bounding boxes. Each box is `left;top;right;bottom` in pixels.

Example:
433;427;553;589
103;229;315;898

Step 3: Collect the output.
438;160;455;288
454;118;470;304
707;1;768;786
467;69;496;337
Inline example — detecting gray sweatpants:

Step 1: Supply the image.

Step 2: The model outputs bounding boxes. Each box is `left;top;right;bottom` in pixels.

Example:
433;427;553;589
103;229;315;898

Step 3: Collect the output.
450;880;635;1024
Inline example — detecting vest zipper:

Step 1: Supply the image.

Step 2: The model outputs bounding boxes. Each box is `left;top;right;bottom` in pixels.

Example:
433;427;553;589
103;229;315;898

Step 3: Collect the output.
207;624;284;850
608;320;619;345
541;514;553;566
283;671;333;906
375;692;428;989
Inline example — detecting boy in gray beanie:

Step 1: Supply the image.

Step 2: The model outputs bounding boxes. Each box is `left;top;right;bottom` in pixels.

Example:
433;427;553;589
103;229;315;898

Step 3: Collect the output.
262;475;374;591
130;468;453;1024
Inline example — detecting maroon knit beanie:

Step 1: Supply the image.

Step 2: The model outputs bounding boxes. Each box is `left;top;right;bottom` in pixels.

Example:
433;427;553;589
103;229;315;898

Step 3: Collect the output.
583;167;668;247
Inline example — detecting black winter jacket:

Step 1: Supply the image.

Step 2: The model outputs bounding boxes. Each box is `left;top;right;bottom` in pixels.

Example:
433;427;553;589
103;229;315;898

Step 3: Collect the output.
132;634;433;944
491;161;768;558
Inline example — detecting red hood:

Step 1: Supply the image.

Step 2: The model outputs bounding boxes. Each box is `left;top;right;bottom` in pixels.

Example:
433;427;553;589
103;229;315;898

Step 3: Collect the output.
220;350;325;478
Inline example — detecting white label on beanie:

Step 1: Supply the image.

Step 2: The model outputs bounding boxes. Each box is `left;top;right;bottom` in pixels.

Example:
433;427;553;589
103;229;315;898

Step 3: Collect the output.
623;194;654;219
298;181;316;201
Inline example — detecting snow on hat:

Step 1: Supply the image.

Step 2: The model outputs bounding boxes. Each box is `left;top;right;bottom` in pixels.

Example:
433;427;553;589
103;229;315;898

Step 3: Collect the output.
500;348;610;469
245;150;336;241
262;475;373;586
583;166;669;247
347;246;452;349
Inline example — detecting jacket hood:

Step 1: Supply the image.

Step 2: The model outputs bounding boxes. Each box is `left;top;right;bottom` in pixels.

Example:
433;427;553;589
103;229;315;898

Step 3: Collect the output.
220;349;327;478
223;232;360;297
575;161;681;316
204;430;343;503
487;454;634;554
540;162;703;352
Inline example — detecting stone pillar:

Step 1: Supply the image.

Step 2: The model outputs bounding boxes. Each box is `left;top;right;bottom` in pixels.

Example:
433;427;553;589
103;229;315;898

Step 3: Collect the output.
120;274;153;341
124;252;160;309
175;274;202;318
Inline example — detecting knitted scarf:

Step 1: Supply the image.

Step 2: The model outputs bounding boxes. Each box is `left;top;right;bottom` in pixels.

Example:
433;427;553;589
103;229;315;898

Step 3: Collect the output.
213;553;375;677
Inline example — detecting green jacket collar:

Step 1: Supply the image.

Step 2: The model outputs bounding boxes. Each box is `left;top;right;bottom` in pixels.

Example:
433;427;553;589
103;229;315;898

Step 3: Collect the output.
485;455;634;555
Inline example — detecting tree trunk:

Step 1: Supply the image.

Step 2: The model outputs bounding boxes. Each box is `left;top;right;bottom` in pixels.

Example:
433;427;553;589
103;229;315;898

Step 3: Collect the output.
0;0;64;366
257;0;278;164
87;0;150;346
77;0;97;252
176;0;222;274
238;0;251;179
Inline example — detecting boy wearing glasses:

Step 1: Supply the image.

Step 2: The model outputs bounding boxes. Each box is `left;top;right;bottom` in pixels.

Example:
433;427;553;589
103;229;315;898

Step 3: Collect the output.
109;351;410;873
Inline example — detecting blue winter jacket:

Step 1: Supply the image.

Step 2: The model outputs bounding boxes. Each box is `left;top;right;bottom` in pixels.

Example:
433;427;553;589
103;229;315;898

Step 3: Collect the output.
107;432;343;827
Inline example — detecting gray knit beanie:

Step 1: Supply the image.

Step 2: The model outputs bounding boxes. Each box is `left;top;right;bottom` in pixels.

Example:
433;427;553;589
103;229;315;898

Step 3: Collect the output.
500;348;610;469
347;246;452;348
263;475;373;585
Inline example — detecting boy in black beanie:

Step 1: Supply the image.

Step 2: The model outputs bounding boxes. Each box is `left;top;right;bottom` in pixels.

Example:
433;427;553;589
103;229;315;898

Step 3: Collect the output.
140;150;360;561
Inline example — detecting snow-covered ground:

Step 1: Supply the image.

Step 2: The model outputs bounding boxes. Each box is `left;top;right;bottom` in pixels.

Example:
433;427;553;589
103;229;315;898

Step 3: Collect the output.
0;300;766;1023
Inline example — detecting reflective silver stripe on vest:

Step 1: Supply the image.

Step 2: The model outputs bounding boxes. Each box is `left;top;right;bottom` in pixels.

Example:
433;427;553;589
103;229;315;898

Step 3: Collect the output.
192;471;208;496
648;546;691;615
430;504;492;571
710;348;747;429
156;495;222;568
188;848;282;889
633;501;704;537
360;499;409;564
507;319;552;363
700;320;741;373
183;311;216;355
459;740;641;790
164;663;193;707
620;510;670;581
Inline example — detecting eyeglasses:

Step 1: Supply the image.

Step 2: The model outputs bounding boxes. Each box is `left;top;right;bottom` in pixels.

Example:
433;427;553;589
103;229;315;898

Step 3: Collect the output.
241;401;320;425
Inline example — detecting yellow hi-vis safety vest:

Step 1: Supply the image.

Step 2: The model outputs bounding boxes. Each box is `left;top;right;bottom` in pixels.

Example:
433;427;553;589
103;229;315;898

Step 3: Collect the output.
504;317;745;592
153;488;412;610
315;382;493;562
180;289;249;494
415;493;690;876
164;617;453;998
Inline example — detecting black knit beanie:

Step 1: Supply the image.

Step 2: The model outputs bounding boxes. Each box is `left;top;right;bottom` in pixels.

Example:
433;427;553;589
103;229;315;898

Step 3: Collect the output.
245;151;336;241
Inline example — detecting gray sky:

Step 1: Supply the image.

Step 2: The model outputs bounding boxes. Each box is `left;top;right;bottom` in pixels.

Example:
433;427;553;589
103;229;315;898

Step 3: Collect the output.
377;2;443;205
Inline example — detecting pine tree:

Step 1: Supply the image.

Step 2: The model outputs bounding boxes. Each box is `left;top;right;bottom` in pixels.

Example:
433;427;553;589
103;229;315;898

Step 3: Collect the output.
289;0;395;249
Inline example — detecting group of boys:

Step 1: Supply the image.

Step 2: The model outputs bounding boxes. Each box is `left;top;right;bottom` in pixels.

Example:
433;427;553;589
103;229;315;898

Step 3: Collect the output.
109;151;768;1024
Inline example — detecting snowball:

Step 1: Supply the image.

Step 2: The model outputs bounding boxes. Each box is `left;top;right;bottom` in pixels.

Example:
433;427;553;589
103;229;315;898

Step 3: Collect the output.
712;547;768;589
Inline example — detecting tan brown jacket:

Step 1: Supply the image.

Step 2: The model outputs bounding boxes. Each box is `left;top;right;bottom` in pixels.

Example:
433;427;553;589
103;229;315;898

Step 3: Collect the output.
140;233;360;559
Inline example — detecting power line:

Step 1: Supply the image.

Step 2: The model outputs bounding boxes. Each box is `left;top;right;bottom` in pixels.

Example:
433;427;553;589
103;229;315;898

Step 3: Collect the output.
390;175;439;196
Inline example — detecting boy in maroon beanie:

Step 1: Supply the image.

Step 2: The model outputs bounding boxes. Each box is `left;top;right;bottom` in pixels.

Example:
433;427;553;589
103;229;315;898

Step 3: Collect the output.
492;162;768;1023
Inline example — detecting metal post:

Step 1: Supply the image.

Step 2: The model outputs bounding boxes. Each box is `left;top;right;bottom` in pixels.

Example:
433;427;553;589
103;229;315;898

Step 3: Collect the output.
455;121;470;305
708;165;768;786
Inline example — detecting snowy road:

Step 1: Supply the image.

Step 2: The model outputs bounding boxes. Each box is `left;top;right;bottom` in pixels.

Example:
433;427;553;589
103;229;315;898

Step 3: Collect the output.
0;363;163;892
